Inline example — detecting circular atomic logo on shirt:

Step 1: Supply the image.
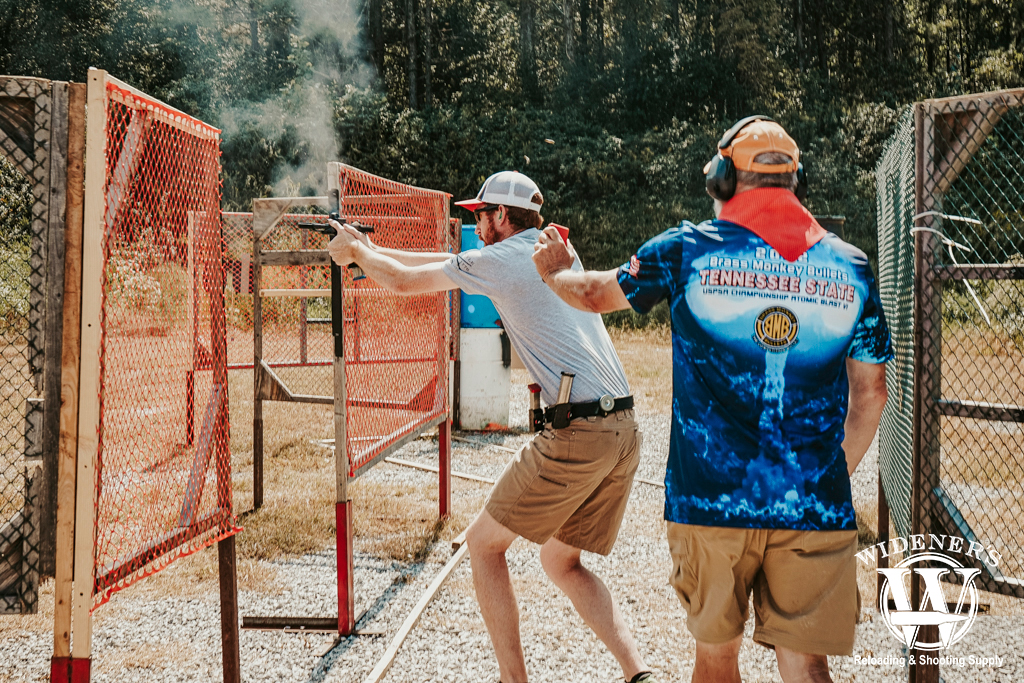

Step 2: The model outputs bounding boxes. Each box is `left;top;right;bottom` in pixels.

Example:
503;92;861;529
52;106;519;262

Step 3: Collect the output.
754;307;799;351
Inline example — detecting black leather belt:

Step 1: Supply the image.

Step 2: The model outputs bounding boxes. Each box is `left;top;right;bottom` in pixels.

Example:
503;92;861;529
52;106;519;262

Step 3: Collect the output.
544;395;634;429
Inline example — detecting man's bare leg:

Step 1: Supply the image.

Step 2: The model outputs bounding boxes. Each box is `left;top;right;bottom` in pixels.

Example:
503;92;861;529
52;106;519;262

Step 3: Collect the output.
539;537;648;680
776;646;833;683
466;509;527;683
693;636;742;683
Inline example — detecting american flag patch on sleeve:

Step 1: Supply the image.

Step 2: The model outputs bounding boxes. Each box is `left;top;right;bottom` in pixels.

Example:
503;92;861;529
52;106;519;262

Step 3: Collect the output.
627;254;641;277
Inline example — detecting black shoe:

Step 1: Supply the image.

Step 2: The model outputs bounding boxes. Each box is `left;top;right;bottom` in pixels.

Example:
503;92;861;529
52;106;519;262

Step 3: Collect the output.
627;672;654;683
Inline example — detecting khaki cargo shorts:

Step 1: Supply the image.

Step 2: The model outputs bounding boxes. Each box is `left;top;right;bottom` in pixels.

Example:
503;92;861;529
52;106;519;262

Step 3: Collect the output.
484;409;641;555
667;522;860;656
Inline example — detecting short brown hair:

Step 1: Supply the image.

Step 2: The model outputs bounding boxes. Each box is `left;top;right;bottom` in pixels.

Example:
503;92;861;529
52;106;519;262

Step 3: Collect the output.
504;192;544;230
736;152;797;191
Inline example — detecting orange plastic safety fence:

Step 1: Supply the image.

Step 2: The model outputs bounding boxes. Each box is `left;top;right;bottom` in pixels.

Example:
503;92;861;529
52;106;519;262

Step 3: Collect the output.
92;76;234;608
335;164;452;476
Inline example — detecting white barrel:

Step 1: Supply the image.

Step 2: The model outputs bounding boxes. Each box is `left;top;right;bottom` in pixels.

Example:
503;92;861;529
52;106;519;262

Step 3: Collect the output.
459;328;511;429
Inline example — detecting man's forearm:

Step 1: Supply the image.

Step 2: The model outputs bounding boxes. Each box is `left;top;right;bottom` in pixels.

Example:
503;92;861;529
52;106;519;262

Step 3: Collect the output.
373;246;453;267
351;244;419;293
843;397;886;475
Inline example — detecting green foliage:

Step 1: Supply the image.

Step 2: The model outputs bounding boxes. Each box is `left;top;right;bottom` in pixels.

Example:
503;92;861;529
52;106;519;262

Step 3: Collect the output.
4;0;1022;322
0;238;30;336
0;156;31;241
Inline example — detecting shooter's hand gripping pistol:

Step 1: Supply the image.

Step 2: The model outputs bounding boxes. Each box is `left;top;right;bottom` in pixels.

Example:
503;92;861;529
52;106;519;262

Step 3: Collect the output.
296;189;375;280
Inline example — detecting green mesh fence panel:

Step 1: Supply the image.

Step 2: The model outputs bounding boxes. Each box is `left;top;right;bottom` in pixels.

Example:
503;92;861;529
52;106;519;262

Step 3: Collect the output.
875;107;916;541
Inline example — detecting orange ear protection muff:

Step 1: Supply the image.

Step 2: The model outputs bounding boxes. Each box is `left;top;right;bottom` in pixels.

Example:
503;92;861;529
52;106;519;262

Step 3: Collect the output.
705;115;808;203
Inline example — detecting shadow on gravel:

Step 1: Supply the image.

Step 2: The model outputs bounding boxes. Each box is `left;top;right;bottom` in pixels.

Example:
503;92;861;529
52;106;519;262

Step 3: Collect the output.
305;557;432;683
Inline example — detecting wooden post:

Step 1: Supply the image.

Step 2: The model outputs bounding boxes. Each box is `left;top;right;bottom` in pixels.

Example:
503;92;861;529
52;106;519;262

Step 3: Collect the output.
40;80;70;579
299;229;309;364
438;419;451;519
69;67;108;677
51;80;86;681
877;474;890;611
186;212;197;447
328;164;355;635
218;536;241;683
332;258;354;635
910;100;940;683
252;227;264;510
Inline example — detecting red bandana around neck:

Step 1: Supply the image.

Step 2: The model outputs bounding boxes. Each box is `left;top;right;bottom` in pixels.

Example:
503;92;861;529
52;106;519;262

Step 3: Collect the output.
717;188;827;262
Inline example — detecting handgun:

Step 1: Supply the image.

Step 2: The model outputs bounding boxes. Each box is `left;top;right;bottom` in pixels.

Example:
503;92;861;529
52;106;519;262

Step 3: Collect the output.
296;218;375;280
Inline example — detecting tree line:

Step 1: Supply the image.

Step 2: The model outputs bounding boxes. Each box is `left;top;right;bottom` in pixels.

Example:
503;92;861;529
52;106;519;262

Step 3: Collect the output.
2;0;1022;276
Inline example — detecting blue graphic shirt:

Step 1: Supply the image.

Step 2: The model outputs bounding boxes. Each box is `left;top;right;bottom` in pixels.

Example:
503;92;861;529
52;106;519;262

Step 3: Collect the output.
617;219;892;531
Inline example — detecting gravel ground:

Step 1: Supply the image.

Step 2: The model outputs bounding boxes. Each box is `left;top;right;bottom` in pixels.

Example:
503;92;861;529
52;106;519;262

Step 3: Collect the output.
2;378;1021;682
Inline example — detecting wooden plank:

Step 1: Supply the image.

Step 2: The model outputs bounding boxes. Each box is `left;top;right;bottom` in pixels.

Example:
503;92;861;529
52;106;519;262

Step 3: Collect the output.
177;385;224;527
254;360;333;404
103;74;221;141
438;418;451;519
260;288;331;298
104;113;146;230
70;67;107;660
384;457;495;485
329;164;348;508
924;88;1024;111
349;414;447;479
21;466;41;612
252;196;329;239
52;80;86;660
359;542;469;683
40;80;70;578
260;250;331;266
935;264;1024;281
0;511;27;594
934;399;1024;423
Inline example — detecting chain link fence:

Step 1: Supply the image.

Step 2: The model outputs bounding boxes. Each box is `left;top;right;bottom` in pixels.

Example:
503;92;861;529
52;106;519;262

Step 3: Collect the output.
0;75;57;614
876;90;1024;599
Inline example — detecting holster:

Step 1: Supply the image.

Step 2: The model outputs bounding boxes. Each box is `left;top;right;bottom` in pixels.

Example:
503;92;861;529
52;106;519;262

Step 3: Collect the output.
531;408;545;433
550;403;572;430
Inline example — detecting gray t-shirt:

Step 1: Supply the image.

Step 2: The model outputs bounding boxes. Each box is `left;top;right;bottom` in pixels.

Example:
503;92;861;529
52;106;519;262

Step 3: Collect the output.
443;228;629;405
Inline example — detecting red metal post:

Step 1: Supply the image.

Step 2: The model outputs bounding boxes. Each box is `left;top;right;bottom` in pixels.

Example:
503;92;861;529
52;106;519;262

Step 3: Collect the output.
439;418;452;519
336;500;355;635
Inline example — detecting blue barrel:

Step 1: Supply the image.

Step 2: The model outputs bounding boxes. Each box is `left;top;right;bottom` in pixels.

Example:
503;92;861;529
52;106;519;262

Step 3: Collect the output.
460;225;501;328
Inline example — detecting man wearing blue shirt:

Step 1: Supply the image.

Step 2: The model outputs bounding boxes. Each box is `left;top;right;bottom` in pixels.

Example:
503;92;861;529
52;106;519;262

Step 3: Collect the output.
533;118;891;683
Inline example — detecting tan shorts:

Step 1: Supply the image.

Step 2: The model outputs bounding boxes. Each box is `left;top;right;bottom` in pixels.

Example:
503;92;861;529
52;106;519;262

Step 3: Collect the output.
484;410;641;555
667;523;859;656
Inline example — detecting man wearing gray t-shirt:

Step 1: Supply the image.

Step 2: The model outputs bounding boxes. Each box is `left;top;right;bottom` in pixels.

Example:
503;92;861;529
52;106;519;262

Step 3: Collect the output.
327;171;653;683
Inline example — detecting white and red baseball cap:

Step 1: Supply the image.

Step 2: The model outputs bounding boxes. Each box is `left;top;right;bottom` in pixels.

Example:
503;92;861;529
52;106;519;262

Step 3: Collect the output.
454;171;543;213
